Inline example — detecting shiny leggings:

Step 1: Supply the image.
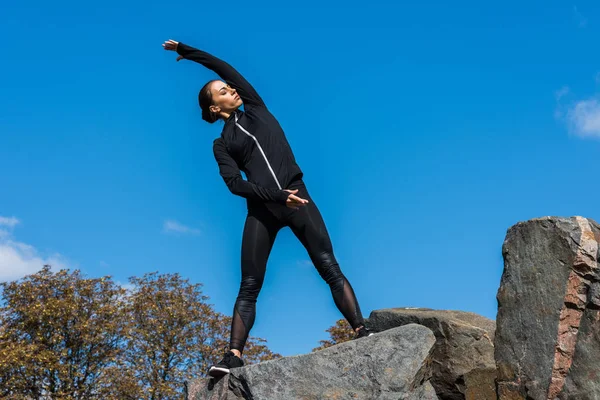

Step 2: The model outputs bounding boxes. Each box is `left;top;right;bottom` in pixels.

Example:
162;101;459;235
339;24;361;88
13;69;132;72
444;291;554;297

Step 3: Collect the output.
230;179;366;352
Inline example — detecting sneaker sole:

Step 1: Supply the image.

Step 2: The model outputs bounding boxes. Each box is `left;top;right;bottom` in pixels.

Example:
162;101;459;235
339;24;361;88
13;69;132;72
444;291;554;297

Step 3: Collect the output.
208;366;230;377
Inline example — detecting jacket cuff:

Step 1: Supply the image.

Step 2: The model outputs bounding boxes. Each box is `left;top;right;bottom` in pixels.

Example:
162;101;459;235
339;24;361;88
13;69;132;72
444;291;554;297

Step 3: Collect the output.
176;42;192;56
276;190;290;205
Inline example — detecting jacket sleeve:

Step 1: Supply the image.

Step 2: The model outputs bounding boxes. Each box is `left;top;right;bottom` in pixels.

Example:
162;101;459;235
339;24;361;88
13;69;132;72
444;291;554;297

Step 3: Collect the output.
213;139;289;205
176;42;265;107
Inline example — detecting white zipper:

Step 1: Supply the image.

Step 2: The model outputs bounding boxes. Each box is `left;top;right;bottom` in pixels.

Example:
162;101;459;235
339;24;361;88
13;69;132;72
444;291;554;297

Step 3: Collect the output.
235;113;282;190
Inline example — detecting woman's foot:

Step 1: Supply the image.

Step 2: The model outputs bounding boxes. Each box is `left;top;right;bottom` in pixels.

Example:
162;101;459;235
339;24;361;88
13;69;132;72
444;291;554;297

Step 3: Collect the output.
208;350;245;377
354;325;374;339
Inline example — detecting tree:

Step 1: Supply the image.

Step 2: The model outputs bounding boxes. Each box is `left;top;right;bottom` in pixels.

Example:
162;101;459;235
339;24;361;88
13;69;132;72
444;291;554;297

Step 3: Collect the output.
108;271;282;400
312;318;355;352
0;266;282;400
0;265;126;399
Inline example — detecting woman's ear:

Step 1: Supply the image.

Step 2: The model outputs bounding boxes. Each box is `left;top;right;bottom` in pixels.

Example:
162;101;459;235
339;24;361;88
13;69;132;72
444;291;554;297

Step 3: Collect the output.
210;105;221;114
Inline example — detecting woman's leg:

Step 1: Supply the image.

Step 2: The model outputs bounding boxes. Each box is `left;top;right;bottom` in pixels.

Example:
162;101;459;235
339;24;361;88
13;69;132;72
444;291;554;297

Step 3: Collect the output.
284;182;366;331
230;210;281;354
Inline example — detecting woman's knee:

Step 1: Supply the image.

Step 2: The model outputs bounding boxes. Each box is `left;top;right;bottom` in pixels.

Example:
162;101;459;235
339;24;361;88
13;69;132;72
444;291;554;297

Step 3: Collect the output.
237;275;264;300
314;253;345;284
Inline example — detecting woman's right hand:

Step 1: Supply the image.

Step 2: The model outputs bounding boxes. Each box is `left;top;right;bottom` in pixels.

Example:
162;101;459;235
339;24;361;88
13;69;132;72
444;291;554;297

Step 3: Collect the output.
162;39;179;50
162;39;184;61
284;189;309;209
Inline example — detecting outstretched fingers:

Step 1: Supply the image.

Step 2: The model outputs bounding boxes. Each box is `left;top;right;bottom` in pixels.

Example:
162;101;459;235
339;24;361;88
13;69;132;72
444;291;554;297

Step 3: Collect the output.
162;39;179;51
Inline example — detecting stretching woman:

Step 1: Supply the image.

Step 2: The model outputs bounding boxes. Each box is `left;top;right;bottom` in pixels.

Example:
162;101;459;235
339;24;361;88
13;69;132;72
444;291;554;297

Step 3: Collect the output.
162;39;373;377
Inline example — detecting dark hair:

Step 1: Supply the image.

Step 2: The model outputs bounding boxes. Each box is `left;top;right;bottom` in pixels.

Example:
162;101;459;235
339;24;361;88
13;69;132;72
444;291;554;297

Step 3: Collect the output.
198;80;220;124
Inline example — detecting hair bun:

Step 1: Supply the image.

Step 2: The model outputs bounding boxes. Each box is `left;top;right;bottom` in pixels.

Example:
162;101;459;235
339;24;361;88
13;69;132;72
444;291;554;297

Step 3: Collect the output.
198;80;220;124
202;108;217;124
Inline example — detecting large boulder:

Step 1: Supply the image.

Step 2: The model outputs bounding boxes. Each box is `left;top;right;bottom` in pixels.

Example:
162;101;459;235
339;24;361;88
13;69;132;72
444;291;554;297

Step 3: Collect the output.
185;324;439;400
366;308;496;400
496;216;600;399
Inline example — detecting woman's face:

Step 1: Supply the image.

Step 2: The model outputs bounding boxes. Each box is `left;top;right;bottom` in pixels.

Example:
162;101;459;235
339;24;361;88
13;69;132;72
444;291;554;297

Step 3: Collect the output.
209;81;243;115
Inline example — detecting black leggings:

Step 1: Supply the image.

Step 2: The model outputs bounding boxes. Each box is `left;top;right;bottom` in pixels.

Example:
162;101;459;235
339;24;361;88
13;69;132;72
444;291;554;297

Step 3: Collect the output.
229;179;366;352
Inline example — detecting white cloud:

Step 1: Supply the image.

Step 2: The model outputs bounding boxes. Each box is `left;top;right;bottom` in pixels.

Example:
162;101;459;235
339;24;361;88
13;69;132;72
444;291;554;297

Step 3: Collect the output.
0;216;20;228
0;238;68;282
163;219;201;235
567;98;600;138
0;216;68;282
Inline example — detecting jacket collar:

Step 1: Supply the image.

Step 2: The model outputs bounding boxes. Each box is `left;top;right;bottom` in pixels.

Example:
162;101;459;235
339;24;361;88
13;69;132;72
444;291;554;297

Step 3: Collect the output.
225;108;242;125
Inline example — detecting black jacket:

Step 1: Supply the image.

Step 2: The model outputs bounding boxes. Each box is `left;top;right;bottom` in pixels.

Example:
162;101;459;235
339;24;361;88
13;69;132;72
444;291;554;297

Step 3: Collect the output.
176;42;304;208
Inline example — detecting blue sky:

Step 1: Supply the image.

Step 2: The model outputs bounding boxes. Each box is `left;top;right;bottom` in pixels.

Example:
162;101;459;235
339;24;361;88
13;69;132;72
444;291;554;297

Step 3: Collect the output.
1;0;600;357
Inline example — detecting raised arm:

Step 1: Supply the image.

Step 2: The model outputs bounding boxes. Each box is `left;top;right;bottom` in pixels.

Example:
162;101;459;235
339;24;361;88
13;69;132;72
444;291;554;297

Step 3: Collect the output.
213;139;289;204
173;40;265;107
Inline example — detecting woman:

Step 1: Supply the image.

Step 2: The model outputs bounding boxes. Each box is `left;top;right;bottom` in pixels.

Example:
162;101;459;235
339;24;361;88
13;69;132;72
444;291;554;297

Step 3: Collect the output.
162;39;373;378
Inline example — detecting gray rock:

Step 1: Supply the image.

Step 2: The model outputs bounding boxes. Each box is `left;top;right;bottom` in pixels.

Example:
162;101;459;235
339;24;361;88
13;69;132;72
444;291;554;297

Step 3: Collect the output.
366;308;496;400
496;216;600;400
186;324;439;400
185;378;234;400
410;381;440;400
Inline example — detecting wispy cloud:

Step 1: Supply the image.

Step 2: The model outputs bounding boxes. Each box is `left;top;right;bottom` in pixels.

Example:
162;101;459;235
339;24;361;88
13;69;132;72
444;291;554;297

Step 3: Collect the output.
555;86;570;102
556;74;600;139
163;219;201;235
0;217;68;281
0;216;20;228
573;6;587;28
554;86;570;119
567;98;600;138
